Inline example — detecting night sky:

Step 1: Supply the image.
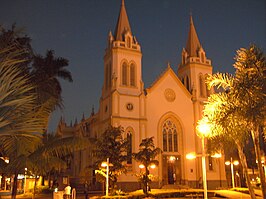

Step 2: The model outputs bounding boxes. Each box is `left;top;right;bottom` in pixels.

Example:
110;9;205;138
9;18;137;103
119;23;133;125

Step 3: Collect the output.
1;0;265;132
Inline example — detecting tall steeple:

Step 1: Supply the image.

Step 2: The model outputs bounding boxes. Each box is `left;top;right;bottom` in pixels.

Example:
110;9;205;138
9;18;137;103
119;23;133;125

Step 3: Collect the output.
186;14;201;57
178;14;212;95
114;0;132;41
101;0;143;125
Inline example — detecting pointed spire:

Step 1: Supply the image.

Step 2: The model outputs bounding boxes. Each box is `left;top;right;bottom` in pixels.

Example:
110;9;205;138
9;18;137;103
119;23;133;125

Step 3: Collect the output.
114;0;132;41
82;112;85;121
74;117;78;126
90;105;95;116
167;62;171;68
186;14;201;57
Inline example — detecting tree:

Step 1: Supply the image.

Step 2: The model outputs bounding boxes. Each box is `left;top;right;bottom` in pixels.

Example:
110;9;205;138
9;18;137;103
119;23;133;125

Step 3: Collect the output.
93;126;129;192
0;43;46;199
0;26;74;198
200;45;265;198
133;137;161;195
31;50;73;111
26;133;88;199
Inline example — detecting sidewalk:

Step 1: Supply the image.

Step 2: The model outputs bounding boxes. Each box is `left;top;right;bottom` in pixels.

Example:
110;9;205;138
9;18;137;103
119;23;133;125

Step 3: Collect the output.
214;190;263;199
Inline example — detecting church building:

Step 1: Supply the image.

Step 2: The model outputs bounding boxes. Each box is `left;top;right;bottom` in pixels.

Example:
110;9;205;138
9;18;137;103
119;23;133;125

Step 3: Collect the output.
56;0;226;191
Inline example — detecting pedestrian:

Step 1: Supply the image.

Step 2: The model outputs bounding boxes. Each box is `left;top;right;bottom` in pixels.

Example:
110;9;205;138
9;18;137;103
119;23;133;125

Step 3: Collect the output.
64;184;71;199
84;181;89;199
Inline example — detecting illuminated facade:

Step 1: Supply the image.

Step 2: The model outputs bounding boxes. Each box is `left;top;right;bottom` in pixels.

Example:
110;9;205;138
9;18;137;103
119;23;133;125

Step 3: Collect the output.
56;0;226;191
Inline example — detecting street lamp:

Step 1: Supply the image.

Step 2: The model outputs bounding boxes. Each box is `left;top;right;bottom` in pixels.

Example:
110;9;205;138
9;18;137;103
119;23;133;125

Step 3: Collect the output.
139;163;156;193
101;158;112;196
195;119;212;199
225;158;239;188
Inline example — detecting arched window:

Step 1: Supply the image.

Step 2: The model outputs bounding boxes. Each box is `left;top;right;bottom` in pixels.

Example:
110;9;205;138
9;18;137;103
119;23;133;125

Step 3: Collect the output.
126;37;131;48
122;62;128;86
162;119;178;152
201;52;205;63
130;63;136;86
199;74;206;97
205;75;210;97
127;132;132;164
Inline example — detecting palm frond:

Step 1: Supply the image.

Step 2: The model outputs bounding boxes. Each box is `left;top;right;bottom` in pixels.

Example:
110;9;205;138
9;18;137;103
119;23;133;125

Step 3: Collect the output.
206;73;234;90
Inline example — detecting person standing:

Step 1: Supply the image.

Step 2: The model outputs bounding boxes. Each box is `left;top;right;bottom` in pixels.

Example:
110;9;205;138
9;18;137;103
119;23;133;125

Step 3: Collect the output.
64;184;71;199
84;181;89;199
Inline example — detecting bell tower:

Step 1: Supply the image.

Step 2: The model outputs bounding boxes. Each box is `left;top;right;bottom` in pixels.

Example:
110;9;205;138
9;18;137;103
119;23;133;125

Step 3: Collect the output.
178;14;213;150
99;0;145;128
178;15;212;99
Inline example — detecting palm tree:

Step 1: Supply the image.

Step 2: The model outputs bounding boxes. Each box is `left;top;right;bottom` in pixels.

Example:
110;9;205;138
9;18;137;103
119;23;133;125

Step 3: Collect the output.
0;44;47;199
0;27;74;198
26;133;88;199
133;137;161;195
31;50;73;110
200;45;265;199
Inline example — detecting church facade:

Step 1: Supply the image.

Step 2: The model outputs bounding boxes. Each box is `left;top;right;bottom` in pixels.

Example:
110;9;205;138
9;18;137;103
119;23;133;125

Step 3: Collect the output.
56;0;226;191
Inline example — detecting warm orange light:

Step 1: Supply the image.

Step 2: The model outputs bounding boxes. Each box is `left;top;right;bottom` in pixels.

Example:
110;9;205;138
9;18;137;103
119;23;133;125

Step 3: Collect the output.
233;160;239;166
101;162;108;167
139;164;145;169
150;164;156;169
169;156;176;161
211;153;222;158
225;161;230;166
186;153;196;160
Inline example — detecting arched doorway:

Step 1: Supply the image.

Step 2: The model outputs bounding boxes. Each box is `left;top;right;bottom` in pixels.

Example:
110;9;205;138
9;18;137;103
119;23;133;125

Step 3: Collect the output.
162;155;182;184
159;117;183;185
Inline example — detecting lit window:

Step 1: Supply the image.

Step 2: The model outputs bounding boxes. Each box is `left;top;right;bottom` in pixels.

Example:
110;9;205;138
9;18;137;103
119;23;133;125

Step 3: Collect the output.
162;119;178;152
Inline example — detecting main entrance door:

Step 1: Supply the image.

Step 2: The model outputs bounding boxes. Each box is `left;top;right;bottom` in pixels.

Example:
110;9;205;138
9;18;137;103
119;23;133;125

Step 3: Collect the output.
162;155;181;185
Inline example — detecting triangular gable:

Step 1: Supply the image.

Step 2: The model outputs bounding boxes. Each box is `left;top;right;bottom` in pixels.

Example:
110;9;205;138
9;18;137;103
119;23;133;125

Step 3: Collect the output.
145;66;192;99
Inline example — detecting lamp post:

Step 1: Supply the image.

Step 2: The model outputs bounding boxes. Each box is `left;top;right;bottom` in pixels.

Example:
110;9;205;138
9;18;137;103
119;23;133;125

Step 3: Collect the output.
101;158;112;197
24;168;27;194
262;157;266;179
196;120;212;199
225;158;239;188
139;163;156;193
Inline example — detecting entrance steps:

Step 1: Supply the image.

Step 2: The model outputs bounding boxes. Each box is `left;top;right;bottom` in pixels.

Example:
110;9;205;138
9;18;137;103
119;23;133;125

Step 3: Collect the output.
162;184;190;189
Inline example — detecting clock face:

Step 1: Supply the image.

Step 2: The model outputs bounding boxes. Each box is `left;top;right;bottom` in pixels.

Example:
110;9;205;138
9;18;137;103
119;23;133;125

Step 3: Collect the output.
126;103;134;111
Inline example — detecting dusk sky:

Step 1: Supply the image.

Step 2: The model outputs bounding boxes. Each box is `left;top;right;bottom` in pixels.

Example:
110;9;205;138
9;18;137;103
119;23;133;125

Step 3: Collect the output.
1;0;265;132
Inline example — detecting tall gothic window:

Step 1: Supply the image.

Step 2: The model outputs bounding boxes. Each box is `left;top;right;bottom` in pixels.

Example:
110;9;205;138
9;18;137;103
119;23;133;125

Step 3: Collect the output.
130;63;136;86
127;132;132;164
205;75;210;97
122;62;128;86
199;74;206;97
162;119;178;152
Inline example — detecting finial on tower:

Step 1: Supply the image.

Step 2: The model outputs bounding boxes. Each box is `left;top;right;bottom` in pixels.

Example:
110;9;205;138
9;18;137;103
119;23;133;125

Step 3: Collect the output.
114;0;132;41
186;14;201;57
167;62;171;68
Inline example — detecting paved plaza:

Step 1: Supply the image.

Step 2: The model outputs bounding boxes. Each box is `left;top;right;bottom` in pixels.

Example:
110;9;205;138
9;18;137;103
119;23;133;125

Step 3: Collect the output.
0;189;263;199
